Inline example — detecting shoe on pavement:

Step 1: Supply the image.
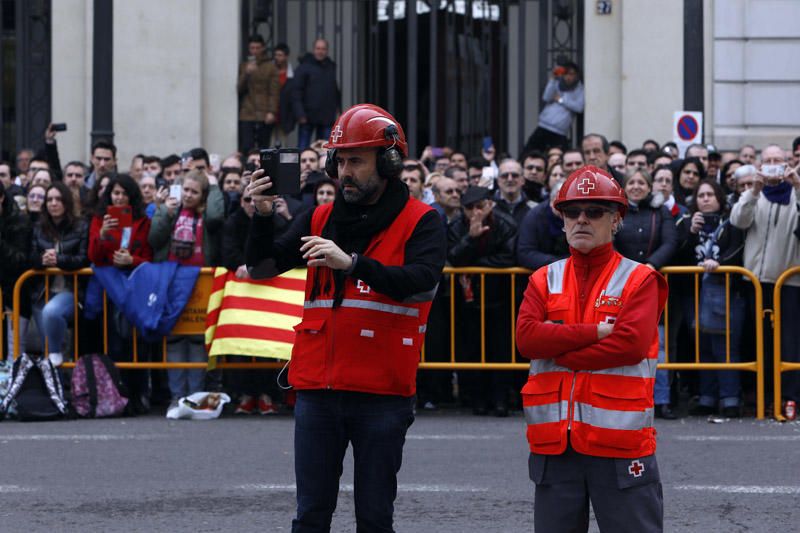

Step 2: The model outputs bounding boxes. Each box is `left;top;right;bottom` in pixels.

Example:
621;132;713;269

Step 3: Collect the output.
48;352;63;367
235;395;256;415
688;404;715;416
258;394;278;415
721;406;740;418
655;404;678;420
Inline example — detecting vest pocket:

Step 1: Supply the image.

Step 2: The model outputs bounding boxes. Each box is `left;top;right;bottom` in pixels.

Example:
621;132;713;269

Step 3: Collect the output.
522;376;564;445
289;319;327;385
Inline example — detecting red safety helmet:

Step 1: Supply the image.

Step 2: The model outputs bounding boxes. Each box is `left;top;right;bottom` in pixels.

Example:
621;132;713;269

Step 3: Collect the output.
323;104;408;157
554;165;628;217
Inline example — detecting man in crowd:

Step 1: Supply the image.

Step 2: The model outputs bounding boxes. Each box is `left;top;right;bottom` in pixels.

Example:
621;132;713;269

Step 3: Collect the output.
450;151;468;170
608;152;626;176
738;144;756;165
86;140;117;188
431;176;462;225
15;148;34;180
292;38;340;149
63;161;88;207
142;156;162;178
626;149;649;175
516;180;569;272
517;165;667;531
21;158;50;192
494;158;534;226
273;42;295;147
245;104;445;531
237;34;280;152
524;62;584;153
582;133;623;183
562;149;585;175
730;145;800;419
521;151;548;203
401;160;426;202
685;143;709;172
187;148;210;174
159;155;182;187
446;165;470;195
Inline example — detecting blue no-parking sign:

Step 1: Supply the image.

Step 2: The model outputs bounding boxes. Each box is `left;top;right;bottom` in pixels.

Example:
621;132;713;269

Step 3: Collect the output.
673;111;703;157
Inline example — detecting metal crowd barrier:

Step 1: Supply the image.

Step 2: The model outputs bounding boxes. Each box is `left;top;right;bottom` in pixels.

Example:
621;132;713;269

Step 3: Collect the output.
8;265;770;418
659;266;764;419
11;268;285;370
772;266;800;421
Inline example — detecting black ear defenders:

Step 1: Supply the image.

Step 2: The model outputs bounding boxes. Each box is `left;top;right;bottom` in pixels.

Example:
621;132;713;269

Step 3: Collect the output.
325;124;404;180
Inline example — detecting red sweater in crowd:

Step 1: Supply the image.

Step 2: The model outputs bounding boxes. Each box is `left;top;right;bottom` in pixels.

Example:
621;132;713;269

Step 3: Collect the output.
88;215;153;267
516;242;660;371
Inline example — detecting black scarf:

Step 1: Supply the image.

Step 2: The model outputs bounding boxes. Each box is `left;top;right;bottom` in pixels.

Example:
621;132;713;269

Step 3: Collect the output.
310;177;409;307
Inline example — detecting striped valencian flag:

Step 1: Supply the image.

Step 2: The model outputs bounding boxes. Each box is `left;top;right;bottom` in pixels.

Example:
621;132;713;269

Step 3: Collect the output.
205;267;307;360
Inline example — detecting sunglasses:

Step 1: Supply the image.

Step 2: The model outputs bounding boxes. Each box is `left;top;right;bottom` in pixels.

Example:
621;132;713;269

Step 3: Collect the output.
499;172;521;179
561;206;614;220
242;197;252;203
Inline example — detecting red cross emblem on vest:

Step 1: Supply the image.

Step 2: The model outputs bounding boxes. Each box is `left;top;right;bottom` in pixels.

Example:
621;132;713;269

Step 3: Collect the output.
577;177;596;195
628;459;645;477
331;125;344;143
356;280;371;294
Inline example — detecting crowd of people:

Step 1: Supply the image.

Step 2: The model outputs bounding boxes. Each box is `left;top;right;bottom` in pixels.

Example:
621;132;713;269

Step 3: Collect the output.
0;35;798;421
2;124;798;420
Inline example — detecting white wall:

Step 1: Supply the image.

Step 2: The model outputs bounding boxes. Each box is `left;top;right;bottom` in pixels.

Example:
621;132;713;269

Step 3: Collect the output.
712;0;800;150
52;0;239;171
583;0;622;141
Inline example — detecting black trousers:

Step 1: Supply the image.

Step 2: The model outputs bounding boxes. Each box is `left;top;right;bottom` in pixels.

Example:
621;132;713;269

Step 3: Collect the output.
524;126;569;155
530;443;663;533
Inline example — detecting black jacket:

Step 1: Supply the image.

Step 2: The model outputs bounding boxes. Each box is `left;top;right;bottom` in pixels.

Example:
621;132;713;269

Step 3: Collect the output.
675;213;745;268
291;53;340;126
614;198;677;269
0;202;32;309
448;209;517;308
516;202;569;271
29;218;89;302
221;208;251;271
493;191;535;228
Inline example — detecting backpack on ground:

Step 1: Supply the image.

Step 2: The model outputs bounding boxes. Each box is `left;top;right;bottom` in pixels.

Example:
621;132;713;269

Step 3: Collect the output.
71;353;129;418
0;353;68;421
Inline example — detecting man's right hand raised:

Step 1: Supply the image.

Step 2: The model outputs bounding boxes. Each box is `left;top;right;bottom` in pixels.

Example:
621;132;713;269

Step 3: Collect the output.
245;169;277;215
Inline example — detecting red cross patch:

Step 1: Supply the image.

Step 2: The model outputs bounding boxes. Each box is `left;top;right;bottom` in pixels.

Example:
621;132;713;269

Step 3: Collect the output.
577;177;596;195
628;460;645;477
331;125;344;143
356;280;371;295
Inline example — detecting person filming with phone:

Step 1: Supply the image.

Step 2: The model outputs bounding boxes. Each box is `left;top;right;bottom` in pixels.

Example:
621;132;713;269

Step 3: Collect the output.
245;103;445;532
730;144;800;420
524;61;584;154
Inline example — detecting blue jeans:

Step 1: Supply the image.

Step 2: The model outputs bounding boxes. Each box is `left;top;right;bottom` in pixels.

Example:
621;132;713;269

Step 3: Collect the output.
654;325;670;405
292;390;415;533
297;124;331;149
31;292;74;354
166;335;206;399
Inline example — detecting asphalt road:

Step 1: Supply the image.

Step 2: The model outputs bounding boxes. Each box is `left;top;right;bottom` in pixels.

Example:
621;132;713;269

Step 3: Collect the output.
1;410;798;532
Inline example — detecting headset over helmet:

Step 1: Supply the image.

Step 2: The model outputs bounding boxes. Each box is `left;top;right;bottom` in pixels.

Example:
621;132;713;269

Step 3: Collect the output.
323;104;407;180
554;165;628;217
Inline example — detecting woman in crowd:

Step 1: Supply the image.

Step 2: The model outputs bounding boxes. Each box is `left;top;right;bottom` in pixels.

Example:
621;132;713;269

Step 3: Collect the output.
677;179;745;417
0;183;32;359
675;156;706;208
88;174;154;412
84;174;112;216
615;168;679;418
720;159;744;206
546;163;566;192
25;184;47;222
149;169;223;407
29;182;89;366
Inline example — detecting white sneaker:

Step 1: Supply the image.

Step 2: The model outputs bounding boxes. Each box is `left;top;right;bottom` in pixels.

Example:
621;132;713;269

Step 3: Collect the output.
48;352;63;367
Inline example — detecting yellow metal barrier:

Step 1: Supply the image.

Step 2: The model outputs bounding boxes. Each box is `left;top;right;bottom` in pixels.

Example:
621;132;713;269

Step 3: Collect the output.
659;266;764;419
11;268;286;370
419;267;531;371
772;266;800;421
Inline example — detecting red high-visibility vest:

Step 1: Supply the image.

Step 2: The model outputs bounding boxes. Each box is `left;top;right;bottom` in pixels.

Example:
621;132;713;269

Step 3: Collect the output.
521;252;668;458
288;198;435;396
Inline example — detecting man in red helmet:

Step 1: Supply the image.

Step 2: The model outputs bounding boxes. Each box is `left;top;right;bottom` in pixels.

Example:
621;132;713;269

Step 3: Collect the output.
516;165;668;532
245;103;446;532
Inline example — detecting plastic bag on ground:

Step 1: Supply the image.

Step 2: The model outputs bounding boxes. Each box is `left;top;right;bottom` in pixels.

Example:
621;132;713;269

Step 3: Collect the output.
166;392;230;420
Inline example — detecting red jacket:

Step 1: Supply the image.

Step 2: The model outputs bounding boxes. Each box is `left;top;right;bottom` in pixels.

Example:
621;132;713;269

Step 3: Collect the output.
288;199;434;396
517;244;667;458
88;214;153;268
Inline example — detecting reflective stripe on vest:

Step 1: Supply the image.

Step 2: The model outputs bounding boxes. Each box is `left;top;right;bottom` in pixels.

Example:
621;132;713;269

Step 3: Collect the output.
573;402;654;431
547;259;568;294
605;257;639;297
529;358;572;375
591;357;658;379
524;401;570;425
303;298;420;318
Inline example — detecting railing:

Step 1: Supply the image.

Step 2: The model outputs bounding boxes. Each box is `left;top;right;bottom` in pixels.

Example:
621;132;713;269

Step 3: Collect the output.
772;266;800;421
659;266;764;420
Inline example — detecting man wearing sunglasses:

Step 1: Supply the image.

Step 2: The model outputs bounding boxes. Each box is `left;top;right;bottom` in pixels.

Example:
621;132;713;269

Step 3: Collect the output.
517;165;668;532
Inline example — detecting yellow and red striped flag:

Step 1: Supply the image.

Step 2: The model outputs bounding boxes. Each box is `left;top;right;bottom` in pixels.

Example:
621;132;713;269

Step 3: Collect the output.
204;267;307;360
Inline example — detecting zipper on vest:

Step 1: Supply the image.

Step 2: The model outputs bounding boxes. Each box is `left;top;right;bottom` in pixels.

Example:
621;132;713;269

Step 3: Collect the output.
567;371;577;430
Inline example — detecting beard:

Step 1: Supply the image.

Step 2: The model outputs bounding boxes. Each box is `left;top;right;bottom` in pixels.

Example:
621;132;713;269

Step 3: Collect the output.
341;173;383;204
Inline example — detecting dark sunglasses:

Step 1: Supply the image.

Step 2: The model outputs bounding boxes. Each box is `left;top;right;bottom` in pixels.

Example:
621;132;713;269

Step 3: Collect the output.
499;172;521;179
242;197;252;203
561;206;614;220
